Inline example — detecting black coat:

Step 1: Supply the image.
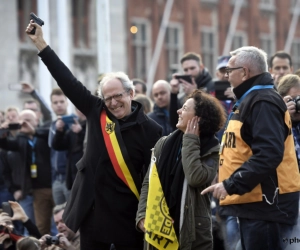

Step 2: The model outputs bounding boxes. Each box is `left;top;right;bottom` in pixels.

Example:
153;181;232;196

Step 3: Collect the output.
52;120;86;190
0;129;51;197
38;46;162;245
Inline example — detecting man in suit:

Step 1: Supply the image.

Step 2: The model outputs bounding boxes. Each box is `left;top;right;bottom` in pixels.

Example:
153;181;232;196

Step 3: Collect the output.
26;21;162;250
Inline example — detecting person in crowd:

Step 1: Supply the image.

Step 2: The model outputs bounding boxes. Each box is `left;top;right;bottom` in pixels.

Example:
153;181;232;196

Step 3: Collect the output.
39;203;80;250
21;82;52;127
169;52;214;131
16;236;41;250
170;52;214;106
269;51;293;87
48;88;70;206
277;74;300;167
132;78;147;96
201;46;300;250
0;108;20;138
0;110;53;235
136;89;226;249
133;94;153;114
26;20;162;250
51;109;86;190
294;68;300;77
148;80;173;136
213;55;240;250
0;201;41;250
0;111;5;125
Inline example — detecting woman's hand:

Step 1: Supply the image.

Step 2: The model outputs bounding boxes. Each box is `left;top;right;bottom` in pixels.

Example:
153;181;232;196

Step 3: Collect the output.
185;116;200;136
10;201;29;223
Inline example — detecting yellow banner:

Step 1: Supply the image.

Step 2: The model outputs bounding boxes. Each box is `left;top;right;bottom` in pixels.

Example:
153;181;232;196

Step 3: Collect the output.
144;156;179;250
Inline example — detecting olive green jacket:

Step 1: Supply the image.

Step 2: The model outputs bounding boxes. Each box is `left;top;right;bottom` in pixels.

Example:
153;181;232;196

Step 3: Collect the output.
136;133;220;250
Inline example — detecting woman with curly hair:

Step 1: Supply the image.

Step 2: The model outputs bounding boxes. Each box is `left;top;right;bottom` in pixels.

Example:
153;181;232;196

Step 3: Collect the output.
136;89;226;250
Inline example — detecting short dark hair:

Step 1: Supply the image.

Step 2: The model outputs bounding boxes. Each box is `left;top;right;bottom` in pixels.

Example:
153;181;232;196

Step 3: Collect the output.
50;88;65;100
189;90;226;135
132;78;147;94
269;51;293;68
23;99;41;111
180;52;202;65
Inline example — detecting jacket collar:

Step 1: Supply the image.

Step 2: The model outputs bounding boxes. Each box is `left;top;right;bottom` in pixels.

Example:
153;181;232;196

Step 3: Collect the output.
233;72;274;100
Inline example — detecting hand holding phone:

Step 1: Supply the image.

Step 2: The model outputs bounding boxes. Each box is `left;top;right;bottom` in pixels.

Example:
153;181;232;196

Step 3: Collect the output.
29;12;44;35
2;202;13;217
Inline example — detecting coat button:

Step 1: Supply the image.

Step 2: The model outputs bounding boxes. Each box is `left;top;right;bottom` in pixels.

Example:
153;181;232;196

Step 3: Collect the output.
198;223;201;226
185;205;188;209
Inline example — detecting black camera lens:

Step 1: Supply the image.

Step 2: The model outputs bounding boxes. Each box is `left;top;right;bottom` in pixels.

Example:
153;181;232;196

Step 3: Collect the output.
45;236;60;246
294;96;300;113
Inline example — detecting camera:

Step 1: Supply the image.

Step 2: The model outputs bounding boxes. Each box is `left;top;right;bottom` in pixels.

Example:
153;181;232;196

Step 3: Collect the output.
45;236;61;246
29;12;44;35
293;96;300;113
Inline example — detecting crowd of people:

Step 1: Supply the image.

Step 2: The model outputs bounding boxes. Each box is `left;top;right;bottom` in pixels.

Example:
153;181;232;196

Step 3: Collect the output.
1;19;300;250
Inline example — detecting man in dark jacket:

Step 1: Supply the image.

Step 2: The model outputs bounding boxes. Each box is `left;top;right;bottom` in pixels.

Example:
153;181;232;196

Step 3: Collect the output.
51;109;86;190
0;110;54;236
202;46;300;250
26;21;162;250
170;52;214;106
147;80;173;136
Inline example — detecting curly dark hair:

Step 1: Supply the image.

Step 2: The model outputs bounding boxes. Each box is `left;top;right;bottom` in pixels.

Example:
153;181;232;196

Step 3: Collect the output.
188;90;227;135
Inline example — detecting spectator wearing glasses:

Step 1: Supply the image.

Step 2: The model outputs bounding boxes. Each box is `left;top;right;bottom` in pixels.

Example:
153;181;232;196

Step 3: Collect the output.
26;21;162;250
202;46;300;250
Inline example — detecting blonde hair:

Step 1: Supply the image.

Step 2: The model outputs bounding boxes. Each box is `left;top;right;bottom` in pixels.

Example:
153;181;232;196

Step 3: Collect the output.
277;74;300;97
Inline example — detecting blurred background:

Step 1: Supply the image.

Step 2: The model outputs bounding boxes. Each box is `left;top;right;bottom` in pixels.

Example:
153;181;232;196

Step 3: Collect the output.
1;0;300;110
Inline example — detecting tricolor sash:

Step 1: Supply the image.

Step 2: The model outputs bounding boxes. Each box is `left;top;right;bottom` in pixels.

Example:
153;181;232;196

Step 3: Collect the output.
100;110;140;200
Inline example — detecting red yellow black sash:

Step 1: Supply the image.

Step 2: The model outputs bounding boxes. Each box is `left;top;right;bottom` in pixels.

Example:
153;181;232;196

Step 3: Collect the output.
100;110;140;200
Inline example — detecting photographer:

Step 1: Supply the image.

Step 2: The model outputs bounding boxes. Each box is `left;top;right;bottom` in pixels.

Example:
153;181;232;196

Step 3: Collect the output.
0;201;41;250
277;74;300;167
39;203;79;250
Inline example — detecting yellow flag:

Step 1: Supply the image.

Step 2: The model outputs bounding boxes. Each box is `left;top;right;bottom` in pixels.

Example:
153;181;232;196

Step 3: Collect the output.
144;155;179;250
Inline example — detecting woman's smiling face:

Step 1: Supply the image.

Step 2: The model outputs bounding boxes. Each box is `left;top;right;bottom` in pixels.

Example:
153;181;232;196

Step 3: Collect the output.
176;98;195;132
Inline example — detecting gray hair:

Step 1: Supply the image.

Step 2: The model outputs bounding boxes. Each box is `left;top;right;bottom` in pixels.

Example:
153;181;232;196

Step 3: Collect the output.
230;46;268;75
53;202;66;215
97;72;135;99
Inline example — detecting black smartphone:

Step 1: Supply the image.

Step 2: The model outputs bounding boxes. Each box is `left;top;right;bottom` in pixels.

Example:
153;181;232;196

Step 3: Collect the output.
214;80;233;101
2;202;13;217
175;75;193;84
29;12;44;35
8;123;21;130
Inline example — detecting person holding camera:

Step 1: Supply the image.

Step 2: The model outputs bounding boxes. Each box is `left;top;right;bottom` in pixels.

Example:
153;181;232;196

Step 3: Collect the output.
277;74;300;168
0;201;41;250
0;110;53;236
39;203;79;250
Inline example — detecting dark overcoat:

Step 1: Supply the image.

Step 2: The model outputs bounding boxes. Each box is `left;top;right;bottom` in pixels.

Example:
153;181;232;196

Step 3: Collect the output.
38;46;162;245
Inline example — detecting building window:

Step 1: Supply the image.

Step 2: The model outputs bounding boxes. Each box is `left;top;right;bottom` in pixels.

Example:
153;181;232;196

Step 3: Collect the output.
72;0;91;48
292;41;300;71
260;35;274;58
131;21;150;81
165;25;183;80
18;0;37;42
259;0;275;11
201;29;215;75
231;33;247;51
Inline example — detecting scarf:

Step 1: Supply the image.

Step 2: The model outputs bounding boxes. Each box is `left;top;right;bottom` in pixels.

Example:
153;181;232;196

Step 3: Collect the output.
156;129;219;237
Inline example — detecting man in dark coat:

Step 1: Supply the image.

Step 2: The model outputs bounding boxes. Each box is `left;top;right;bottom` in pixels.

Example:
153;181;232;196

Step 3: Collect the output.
26;21;162;250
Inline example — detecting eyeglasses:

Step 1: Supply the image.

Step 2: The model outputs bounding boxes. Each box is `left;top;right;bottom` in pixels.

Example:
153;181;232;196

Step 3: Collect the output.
103;90;129;104
225;67;244;74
